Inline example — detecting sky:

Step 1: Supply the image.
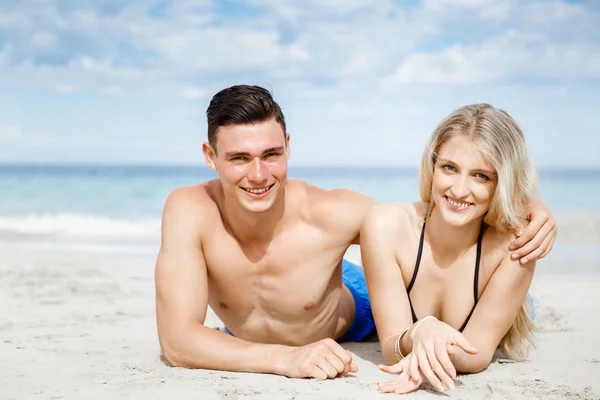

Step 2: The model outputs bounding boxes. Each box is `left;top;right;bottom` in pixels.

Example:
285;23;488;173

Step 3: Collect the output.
0;0;599;167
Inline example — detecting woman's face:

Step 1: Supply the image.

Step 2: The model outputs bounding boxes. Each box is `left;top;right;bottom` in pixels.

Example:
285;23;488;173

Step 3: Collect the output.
431;135;497;227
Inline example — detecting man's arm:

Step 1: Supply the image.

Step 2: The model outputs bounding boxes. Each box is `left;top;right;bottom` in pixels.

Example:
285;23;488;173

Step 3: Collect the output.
155;187;288;374
322;188;380;245
509;198;557;263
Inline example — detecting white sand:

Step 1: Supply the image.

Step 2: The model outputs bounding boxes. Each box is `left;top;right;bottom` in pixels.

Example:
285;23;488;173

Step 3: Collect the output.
1;245;599;400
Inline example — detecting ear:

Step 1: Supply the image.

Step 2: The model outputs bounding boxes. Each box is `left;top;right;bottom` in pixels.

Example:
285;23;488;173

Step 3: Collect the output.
202;142;217;171
285;132;291;160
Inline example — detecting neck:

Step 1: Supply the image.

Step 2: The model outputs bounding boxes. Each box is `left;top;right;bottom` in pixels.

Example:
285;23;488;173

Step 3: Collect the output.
425;205;483;258
221;187;288;245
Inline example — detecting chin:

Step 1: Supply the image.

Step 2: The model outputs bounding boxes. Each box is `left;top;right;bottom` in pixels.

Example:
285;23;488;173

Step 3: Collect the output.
441;208;486;227
238;193;279;213
242;201;276;213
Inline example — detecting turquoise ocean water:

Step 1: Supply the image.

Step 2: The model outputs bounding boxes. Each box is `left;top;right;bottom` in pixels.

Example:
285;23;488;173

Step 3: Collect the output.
1;164;599;267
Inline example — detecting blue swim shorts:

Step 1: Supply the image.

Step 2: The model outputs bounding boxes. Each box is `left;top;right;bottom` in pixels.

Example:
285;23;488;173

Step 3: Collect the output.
337;259;376;342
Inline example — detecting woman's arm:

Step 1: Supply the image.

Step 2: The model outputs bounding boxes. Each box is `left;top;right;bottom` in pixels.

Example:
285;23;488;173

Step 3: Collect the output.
451;253;536;373
360;204;415;364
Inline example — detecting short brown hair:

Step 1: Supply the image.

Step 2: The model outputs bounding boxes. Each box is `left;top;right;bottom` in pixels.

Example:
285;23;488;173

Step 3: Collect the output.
206;85;287;148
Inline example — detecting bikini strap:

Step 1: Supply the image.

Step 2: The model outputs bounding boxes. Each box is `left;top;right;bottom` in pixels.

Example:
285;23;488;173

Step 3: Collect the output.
459;224;486;332
407;220;426;293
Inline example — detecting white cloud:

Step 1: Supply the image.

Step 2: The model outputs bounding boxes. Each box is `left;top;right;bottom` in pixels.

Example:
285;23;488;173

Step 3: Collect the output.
0;0;595;96
389;28;600;85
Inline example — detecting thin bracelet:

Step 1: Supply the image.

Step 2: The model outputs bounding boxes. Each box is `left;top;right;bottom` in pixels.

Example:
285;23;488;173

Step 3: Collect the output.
394;328;409;361
410;315;437;340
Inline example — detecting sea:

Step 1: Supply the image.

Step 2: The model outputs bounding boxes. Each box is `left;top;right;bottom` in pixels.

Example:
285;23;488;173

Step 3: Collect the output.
1;164;599;269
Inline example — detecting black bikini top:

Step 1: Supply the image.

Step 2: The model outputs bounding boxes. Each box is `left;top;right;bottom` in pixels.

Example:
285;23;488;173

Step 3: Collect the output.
406;220;485;332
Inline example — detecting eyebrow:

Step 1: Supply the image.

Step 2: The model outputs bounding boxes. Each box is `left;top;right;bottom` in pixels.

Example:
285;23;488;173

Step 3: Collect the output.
224;146;284;158
437;158;496;176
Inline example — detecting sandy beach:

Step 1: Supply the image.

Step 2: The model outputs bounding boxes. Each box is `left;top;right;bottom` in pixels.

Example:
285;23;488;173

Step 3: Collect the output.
1;235;599;400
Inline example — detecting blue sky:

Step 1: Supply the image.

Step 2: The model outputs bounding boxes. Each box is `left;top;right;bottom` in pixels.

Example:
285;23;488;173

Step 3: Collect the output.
0;0;599;167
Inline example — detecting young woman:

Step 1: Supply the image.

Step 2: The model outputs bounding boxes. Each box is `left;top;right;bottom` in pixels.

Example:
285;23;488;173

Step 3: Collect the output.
361;104;538;394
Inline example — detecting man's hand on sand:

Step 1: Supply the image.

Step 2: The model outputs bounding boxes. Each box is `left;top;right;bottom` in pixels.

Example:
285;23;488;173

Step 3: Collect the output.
283;338;358;379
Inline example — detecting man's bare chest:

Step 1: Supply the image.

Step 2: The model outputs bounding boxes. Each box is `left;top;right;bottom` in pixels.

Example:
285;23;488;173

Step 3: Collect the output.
202;228;349;311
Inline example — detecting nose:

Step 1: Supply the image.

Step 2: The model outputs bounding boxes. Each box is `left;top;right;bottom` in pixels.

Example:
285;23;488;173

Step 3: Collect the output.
247;158;268;184
450;174;471;199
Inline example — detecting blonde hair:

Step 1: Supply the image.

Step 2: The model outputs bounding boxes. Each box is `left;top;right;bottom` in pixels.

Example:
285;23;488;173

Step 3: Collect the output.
418;103;538;359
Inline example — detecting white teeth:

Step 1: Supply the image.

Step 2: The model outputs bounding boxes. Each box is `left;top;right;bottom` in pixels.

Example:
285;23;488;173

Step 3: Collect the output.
245;186;271;194
447;197;470;209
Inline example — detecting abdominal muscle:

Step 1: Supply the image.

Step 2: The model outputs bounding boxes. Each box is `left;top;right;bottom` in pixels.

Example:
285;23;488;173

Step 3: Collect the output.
207;271;354;346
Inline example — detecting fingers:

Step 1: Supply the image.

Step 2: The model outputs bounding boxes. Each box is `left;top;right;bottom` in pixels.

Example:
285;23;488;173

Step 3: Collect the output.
378;363;404;374
415;345;443;392
451;332;479;355
378;372;421;394
539;228;556;259
306;365;328;380
436;341;457;379
315;358;340;379
323;339;354;374
519;225;555;263
510;212;546;248
298;339;355;380
324;352;347;375
409;351;420;382
428;343;455;390
511;218;555;263
509;213;548;254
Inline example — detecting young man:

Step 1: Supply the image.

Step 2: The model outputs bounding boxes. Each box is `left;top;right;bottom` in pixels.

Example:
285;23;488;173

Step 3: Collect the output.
154;85;557;379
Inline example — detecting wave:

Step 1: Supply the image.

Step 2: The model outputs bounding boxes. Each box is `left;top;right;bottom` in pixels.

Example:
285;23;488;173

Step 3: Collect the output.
0;213;161;239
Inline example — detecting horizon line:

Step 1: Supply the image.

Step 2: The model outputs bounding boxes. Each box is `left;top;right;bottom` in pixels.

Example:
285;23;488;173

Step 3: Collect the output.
1;162;599;172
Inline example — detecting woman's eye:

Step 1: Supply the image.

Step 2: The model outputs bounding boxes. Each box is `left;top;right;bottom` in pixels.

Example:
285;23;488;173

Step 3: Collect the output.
442;164;456;172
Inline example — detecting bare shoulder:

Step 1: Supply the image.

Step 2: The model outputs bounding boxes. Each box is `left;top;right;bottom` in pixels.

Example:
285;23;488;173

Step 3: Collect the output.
292;179;379;219
284;179;376;224
161;180;222;240
362;201;424;237
163;180;218;210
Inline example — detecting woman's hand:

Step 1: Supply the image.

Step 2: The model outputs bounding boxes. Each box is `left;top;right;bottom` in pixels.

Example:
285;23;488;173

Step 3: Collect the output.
410;317;479;391
378;353;423;394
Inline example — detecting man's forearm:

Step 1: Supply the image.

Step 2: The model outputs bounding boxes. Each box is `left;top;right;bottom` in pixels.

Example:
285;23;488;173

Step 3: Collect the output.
161;324;292;375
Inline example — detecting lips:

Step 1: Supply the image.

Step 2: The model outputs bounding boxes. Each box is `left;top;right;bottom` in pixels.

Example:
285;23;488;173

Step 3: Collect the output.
241;183;275;196
444;195;473;210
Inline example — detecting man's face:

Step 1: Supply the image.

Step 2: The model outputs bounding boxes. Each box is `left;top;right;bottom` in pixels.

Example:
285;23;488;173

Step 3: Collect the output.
204;118;290;213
